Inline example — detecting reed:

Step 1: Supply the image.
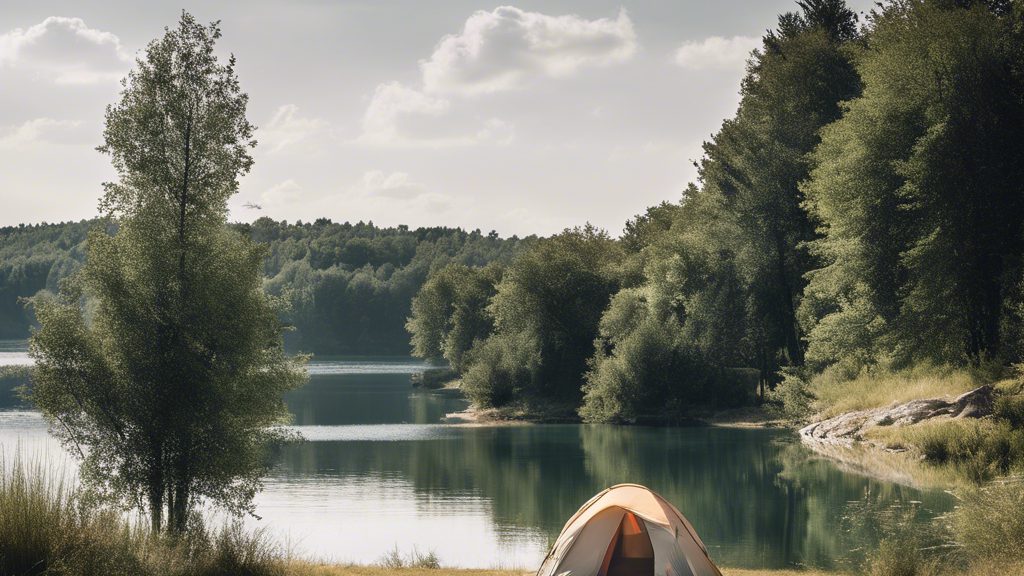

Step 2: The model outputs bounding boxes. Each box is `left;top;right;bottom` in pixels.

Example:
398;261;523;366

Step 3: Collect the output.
0;449;288;576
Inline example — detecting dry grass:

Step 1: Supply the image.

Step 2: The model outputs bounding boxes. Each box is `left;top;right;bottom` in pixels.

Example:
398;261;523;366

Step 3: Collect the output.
809;363;981;420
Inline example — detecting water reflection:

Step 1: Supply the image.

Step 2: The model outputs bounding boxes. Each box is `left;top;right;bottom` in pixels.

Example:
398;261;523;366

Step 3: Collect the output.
268;424;952;570
0;339;31;366
0;352;955;570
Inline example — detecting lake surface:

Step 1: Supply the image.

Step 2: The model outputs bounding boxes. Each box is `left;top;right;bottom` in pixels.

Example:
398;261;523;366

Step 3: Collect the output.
0;340;954;570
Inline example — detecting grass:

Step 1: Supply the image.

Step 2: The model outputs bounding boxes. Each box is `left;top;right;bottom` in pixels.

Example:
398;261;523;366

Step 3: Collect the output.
807;362;983;420
952;477;1024;562
0;449;287;576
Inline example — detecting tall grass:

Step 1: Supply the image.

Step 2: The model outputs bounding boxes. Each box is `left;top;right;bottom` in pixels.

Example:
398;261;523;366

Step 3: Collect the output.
375;545;442;569
0;451;144;575
809;363;984;420
0;449;288;576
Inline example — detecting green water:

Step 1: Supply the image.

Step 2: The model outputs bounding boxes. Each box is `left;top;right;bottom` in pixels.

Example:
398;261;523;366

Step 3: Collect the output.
0;348;954;570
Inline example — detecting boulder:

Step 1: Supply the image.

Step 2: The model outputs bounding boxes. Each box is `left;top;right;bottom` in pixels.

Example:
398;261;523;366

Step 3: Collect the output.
800;386;994;444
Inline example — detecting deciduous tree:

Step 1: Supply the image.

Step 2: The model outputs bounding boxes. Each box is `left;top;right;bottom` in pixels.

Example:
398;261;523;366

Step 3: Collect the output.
29;12;307;534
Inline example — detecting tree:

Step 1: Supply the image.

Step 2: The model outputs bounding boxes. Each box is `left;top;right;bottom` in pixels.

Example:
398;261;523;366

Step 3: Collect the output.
691;0;862;386
28;12;307;534
406;262;504;373
461;226;623;407
801;0;1024;368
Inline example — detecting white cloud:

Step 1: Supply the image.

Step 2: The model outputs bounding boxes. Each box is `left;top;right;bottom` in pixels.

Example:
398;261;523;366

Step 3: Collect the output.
261;179;305;205
349;170;427;200
673;36;759;71
354;6;630;148
475;117;515;145
261;105;328;154
421;7;638;96
357;82;453;147
0;118;85;149
348;171;453;214
0;17;130;84
355;82;512;148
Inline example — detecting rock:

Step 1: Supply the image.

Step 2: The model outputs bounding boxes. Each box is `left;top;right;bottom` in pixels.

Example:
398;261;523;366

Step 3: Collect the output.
799;386;994;444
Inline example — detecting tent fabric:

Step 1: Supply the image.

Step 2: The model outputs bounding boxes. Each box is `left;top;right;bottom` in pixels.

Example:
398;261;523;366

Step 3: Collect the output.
536;484;722;576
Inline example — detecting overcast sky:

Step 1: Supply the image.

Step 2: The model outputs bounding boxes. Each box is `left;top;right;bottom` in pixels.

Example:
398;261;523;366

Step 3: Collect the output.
0;1;875;237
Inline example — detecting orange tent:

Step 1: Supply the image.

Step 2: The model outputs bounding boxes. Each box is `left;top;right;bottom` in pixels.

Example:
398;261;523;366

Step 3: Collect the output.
536;484;723;576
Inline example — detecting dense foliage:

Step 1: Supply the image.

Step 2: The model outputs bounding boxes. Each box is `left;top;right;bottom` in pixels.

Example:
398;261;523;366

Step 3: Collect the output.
0;219;524;354
28;13;308;534
408;0;1024;422
0;221;95;339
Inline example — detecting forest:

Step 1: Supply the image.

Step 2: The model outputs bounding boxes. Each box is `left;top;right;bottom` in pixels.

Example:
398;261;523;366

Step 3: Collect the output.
0;218;527;353
406;0;1024;422
4;0;1023;424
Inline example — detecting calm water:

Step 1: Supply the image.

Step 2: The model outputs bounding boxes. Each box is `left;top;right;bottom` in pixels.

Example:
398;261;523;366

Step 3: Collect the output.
0;340;954;570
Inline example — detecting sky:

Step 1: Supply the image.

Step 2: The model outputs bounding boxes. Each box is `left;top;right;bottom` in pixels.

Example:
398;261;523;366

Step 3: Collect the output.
0;0;876;238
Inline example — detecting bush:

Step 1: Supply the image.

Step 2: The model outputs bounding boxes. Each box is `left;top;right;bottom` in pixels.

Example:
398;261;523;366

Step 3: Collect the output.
765;367;815;419
580;318;728;423
460;333;540;408
411;368;457;390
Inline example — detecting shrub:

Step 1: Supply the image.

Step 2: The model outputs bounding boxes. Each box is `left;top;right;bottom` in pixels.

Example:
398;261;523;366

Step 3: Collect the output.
765;367;815;419
580;318;728;423
460;333;540;408
412;368;458;390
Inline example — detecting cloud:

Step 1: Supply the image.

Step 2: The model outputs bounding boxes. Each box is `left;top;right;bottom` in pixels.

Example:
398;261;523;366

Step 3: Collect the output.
0;118;86;149
349;170;427;200
353;6;631;148
355;82;513;148
261;105;328;154
0;17;130;84
421;7;638;96
475;117;516;144
348;170;453;214
673;36;759;71
260;179;306;205
356;82;454;147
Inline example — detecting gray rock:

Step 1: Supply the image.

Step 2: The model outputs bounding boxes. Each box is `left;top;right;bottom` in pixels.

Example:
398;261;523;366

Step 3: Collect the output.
799;386;994;444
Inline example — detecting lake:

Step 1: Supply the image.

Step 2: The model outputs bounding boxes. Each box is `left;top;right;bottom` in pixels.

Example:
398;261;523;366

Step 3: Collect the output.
0;341;954;571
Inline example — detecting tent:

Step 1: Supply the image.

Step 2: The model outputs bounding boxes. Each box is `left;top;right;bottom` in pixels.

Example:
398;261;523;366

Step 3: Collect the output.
536;484;723;576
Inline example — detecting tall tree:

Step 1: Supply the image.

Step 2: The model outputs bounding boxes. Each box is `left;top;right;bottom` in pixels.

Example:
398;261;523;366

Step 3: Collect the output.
28;13;307;533
801;0;1024;368
697;0;862;384
460;226;623;407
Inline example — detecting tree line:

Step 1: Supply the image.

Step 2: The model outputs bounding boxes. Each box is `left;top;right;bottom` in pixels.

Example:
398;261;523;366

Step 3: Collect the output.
407;0;1024;422
0;218;527;352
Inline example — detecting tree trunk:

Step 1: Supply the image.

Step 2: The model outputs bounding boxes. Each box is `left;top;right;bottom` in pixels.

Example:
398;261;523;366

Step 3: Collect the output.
148;467;164;534
774;230;804;367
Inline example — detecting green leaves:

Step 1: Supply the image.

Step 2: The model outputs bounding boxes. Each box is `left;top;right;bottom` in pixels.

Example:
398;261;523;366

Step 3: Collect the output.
28;11;306;534
801;1;1024;367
